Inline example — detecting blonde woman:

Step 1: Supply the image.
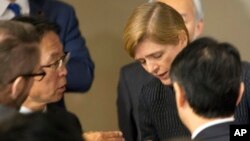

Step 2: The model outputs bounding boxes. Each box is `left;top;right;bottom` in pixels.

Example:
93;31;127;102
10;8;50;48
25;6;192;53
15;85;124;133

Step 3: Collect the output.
123;2;190;140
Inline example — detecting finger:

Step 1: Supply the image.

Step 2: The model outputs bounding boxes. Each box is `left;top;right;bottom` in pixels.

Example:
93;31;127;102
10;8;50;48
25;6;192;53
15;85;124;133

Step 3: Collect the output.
100;131;123;138
104;137;125;141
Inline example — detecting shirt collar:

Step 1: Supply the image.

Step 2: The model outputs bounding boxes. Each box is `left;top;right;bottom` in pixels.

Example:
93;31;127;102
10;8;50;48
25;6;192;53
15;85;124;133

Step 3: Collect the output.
19;106;33;114
0;0;29;17
19;105;47;114
0;0;9;17
16;0;30;15
191;116;235;140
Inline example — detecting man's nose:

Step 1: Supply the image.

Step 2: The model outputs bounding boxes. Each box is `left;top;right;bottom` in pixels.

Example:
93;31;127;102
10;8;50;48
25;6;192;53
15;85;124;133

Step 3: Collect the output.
58;64;67;76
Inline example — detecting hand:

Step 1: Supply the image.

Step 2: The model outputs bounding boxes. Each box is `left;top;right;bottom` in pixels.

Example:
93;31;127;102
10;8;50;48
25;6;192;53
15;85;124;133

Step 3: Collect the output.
83;131;124;141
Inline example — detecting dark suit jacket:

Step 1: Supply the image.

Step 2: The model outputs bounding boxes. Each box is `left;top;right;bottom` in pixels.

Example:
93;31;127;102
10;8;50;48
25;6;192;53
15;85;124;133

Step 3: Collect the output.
29;0;94;92
194;122;233;141
139;77;190;141
29;0;94;108
47;105;83;134
117;62;153;141
0;106;84;141
0;105;18;124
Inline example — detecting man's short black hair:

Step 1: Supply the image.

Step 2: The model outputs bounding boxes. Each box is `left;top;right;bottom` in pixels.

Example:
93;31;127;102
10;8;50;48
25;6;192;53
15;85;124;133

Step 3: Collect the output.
170;37;242;118
12;16;60;40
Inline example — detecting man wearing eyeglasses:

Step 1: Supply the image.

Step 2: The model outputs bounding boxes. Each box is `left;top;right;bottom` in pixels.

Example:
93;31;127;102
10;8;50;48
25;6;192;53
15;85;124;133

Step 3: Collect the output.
0;20;41;121
13;17;124;141
11;17;69;113
1;0;95;110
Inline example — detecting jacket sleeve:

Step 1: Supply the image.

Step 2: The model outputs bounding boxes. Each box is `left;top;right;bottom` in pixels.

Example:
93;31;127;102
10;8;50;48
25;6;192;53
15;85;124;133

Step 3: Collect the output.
234;61;250;124
117;68;137;141
241;62;250;122
60;5;94;92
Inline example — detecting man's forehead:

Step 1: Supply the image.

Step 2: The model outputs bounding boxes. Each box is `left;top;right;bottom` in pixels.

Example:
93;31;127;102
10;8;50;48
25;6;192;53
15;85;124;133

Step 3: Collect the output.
40;33;64;59
41;45;63;64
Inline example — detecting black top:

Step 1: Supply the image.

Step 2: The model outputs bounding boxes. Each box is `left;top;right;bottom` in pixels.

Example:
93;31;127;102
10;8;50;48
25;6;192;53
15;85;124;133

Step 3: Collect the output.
117;62;153;141
139;78;190;141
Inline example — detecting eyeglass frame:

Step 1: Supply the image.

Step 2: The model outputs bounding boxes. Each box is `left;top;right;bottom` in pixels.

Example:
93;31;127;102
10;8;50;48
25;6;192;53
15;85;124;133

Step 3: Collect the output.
6;53;70;84
13;53;70;83
6;70;46;84
41;52;70;70
22;71;46;81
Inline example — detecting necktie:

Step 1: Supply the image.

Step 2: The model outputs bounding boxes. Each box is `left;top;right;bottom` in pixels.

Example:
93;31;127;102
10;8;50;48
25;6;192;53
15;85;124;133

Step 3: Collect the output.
7;3;21;16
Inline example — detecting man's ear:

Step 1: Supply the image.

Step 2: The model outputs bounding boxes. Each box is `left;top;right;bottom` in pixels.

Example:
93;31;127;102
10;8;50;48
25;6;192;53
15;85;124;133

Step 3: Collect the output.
11;76;25;100
193;20;204;40
236;82;245;106
173;82;186;108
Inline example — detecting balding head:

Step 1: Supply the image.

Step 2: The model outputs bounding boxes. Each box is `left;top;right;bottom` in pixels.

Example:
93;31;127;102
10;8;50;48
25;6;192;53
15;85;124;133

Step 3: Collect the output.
151;0;204;40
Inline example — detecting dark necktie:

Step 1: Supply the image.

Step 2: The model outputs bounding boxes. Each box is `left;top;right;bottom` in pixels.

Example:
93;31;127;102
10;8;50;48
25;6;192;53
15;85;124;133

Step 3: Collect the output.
7;3;21;16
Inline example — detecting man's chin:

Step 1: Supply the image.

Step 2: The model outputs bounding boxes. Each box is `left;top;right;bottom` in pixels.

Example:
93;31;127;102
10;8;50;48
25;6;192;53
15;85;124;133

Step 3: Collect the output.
54;92;64;102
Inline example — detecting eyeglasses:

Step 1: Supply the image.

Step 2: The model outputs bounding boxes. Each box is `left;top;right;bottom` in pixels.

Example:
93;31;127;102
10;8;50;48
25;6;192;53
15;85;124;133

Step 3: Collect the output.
22;71;46;81
42;53;70;70
7;70;46;84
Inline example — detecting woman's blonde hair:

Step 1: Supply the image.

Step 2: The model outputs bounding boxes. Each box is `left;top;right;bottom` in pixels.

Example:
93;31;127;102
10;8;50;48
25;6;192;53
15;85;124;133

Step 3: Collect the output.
123;2;189;57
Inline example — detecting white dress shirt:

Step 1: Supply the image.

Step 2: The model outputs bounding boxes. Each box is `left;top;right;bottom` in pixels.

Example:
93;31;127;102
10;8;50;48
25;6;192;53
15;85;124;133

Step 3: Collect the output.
0;0;29;20
19;106;47;114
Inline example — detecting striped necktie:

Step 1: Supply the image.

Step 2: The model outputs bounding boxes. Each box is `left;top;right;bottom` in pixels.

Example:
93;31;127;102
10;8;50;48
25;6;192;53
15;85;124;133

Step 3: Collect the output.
7;3;21;16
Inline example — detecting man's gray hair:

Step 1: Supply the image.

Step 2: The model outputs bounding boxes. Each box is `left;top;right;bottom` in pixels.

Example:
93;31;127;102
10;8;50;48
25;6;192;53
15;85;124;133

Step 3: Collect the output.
148;0;204;21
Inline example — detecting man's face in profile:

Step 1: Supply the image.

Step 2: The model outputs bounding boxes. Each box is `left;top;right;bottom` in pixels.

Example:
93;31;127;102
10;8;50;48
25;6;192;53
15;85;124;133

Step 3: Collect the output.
27;31;67;104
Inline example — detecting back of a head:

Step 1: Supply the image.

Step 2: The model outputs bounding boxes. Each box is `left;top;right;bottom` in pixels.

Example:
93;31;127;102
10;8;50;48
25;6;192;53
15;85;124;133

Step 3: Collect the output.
123;1;189;57
0;21;40;106
170;37;242;118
